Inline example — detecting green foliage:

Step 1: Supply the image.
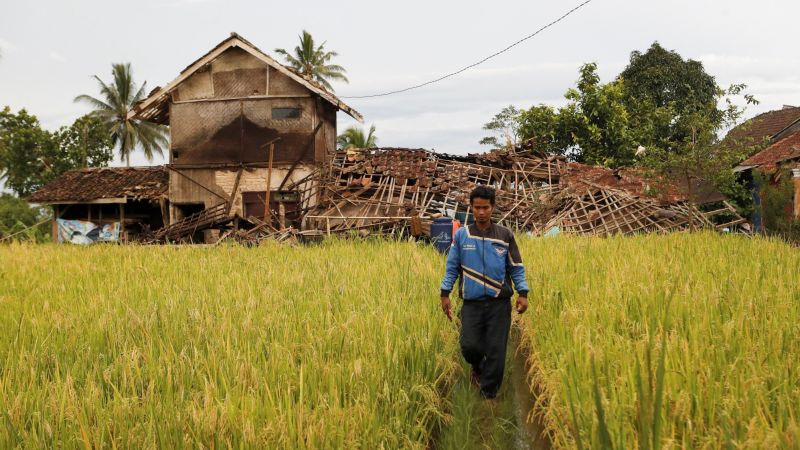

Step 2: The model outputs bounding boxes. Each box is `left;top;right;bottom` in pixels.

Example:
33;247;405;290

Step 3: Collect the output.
508;42;758;214
0;107;112;197
0;193;50;242
337;124;377;150
516;104;572;156
275;30;349;92
620;42;719;121
74;63;168;166
754;169;800;242
0;107;54;197
563;63;638;167
53;114;114;169
478;105;521;148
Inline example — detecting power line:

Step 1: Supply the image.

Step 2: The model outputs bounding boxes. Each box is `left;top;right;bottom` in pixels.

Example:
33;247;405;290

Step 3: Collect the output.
341;0;596;99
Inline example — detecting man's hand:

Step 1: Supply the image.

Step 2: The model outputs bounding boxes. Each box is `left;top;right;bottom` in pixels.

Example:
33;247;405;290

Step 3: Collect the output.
440;296;453;321
515;295;528;314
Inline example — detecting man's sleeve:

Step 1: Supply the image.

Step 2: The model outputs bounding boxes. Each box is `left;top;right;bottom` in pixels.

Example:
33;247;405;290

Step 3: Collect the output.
507;233;529;295
439;228;462;296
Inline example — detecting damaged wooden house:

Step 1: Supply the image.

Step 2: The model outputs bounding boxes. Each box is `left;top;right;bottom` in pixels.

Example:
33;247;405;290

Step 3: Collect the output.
26;32;362;243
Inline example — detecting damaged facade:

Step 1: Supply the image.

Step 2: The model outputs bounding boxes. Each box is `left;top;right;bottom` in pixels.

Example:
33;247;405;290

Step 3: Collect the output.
26;33;747;244
27;33;362;243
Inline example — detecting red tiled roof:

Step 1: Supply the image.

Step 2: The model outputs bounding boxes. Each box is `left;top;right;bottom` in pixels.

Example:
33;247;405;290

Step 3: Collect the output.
26;166;168;204
724;106;800;145
739;132;800;170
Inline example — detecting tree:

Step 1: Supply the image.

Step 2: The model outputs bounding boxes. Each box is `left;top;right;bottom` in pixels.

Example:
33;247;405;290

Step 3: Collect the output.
275;30;348;92
0;193;50;242
515;43;756;168
516;63;639;166
0;108;113;197
0;107;55;197
516;105;571;156
479;105;521;148
510;42;758;215
561;63;639;166
621;42;719;116
337;124;378;150
75;63;168;166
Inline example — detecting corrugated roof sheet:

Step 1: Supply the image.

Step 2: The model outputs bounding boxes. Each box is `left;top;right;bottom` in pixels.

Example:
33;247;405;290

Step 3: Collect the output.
26;166;168;204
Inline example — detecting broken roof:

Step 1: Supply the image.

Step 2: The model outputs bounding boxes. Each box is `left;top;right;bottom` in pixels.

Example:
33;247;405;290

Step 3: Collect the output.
26;166;168;204
128;32;363;124
737;132;800;171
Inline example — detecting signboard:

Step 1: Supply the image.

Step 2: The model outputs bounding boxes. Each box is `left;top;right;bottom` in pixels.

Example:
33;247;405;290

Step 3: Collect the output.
56;219;120;244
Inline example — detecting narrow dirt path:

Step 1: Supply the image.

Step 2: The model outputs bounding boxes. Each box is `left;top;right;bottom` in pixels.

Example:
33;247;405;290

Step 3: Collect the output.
432;326;551;450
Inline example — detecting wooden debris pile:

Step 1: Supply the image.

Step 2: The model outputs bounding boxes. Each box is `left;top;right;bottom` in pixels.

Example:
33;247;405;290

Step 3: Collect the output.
301;145;746;238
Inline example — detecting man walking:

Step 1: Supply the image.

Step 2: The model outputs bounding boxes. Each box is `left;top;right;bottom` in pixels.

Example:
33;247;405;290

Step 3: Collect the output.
439;185;529;399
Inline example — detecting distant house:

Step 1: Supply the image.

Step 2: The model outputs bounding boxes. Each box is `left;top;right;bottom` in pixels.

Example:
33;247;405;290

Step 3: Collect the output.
27;33;362;243
731;106;800;231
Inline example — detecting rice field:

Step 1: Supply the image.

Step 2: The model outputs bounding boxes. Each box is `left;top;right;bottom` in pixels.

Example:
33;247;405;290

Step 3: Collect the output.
0;239;458;449
1;232;798;449
516;233;800;449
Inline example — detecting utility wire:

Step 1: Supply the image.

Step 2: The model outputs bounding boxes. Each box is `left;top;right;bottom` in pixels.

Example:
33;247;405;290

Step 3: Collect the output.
341;0;595;99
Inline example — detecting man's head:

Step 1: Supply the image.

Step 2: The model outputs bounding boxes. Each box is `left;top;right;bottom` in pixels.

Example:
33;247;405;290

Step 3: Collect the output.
469;185;495;226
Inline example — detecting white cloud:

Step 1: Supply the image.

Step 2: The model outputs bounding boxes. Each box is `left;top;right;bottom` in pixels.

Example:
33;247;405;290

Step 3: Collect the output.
0;37;19;54
49;51;66;63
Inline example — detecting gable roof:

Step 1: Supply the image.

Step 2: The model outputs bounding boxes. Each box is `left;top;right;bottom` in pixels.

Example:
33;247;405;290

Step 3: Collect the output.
26;166;168;204
736;132;800;171
128;33;362;124
724;106;800;147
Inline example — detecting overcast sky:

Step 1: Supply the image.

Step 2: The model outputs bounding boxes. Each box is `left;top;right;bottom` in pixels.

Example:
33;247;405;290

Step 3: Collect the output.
1;0;799;170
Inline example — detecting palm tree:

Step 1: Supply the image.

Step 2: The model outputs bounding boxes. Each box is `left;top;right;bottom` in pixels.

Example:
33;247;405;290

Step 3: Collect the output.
75;63;168;166
275;30;348;92
337;124;378;150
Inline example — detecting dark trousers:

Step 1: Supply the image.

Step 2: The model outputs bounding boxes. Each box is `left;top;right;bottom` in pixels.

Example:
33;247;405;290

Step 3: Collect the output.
459;298;512;397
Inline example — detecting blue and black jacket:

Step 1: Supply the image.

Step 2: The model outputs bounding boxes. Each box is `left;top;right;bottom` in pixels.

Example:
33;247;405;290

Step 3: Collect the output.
440;222;529;300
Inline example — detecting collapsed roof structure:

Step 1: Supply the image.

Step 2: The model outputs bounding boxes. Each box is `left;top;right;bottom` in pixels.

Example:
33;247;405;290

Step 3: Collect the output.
294;143;745;240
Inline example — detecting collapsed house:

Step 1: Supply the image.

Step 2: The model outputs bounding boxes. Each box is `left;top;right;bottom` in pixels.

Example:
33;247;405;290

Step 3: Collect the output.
300;144;744;239
24;32;747;244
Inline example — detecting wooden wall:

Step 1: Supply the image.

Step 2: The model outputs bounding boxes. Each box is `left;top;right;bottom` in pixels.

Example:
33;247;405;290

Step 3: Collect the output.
168;47;336;167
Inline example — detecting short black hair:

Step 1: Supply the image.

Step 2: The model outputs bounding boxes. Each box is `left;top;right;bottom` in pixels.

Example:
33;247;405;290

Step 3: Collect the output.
469;185;496;205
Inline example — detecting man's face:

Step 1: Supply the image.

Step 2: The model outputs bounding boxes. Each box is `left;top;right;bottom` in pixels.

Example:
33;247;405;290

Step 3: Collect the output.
471;197;494;225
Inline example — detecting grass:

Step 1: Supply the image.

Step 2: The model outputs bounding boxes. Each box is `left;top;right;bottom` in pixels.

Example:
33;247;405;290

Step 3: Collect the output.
0;238;459;449
2;232;799;449
515;232;800;449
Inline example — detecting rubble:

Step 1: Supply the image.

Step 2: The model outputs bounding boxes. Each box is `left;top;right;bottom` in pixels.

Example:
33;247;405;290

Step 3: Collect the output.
296;144;746;239
137;143;747;244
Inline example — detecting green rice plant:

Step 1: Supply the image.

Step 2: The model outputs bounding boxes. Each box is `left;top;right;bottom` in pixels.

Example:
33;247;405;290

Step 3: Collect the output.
0;237;459;449
516;232;800;449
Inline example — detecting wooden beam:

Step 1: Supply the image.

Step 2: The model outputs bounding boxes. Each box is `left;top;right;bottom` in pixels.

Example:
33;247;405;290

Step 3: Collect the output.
264;143;274;224
172;94;312;105
52;206;58;243
119;203;126;243
226;166;244;216
44;197;127;205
